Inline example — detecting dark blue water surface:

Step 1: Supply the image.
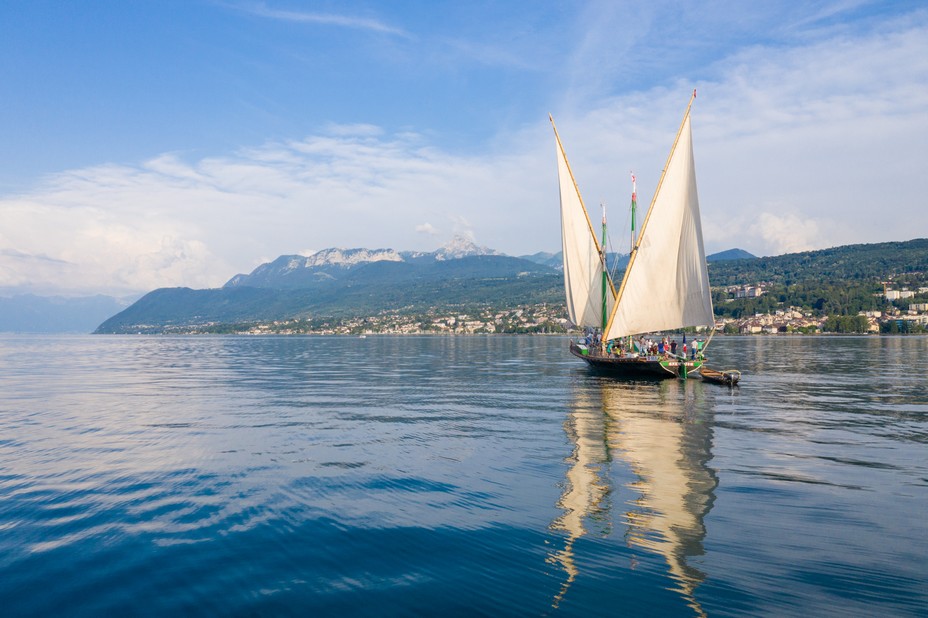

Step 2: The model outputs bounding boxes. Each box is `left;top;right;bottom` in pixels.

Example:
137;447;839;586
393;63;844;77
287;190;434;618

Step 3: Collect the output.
0;335;925;616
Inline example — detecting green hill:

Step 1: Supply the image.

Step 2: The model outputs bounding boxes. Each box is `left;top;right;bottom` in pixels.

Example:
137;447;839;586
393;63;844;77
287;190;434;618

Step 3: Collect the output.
706;248;756;262
707;239;928;285
708;238;928;319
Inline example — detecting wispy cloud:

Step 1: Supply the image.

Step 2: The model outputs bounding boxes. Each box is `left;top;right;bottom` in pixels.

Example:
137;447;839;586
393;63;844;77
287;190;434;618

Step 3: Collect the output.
1;249;70;264
234;2;409;37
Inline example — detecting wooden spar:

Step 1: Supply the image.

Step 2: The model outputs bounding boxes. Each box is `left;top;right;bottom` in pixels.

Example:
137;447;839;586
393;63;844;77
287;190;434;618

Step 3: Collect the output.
549;114;618;300
701;326;718;353
602;90;697;341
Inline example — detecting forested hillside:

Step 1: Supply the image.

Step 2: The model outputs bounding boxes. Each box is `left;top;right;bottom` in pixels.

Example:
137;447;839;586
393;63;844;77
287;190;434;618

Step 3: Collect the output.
708;239;928;321
707;239;928;285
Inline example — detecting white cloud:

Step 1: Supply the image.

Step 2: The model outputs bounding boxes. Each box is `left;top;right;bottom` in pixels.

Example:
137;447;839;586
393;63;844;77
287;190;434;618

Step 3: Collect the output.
0;127;548;295
749;212;824;256
0;192;230;296
415;223;438;235
449;215;475;241
550;10;928;257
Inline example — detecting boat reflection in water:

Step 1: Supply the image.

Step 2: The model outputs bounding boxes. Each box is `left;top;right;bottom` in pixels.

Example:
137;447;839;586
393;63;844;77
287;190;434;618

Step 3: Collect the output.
549;377;717;615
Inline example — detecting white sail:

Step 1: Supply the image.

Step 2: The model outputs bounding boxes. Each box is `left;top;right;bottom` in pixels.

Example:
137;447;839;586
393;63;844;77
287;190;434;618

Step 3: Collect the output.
552;120;615;328
605;113;714;341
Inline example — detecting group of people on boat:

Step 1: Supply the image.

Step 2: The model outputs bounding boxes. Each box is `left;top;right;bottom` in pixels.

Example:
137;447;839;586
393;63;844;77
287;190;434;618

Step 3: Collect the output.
580;332;704;361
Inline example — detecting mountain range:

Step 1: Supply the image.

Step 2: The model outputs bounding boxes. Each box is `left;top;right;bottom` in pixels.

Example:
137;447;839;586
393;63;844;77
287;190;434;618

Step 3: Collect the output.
95;236;560;333
222;236;504;290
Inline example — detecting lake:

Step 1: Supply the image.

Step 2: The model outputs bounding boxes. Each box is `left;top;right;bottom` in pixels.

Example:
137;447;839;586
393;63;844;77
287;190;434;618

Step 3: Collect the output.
0;334;925;616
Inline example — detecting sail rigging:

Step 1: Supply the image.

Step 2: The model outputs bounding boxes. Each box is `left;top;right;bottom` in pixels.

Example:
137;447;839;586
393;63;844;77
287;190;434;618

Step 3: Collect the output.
552;93;716;379
551;116;616;329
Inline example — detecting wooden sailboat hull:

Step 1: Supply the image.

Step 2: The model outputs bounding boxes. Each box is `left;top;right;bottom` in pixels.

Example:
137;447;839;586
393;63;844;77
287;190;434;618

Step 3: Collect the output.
569;342;704;379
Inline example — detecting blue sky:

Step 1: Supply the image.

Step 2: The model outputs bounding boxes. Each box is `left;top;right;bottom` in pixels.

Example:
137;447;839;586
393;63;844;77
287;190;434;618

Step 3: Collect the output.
1;1;927;296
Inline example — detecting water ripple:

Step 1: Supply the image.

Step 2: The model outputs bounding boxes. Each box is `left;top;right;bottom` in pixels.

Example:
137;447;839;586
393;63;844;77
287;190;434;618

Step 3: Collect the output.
0;334;925;616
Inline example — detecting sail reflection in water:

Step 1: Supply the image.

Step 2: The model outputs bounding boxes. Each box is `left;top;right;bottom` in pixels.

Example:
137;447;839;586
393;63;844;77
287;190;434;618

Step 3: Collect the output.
550;378;717;614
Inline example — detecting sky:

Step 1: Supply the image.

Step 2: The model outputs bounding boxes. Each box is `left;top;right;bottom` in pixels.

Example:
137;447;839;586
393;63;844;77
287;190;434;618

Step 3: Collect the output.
1;0;926;297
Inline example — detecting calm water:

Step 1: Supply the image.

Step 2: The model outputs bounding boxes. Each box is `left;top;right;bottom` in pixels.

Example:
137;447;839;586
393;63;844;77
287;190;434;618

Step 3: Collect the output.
0;335;925;616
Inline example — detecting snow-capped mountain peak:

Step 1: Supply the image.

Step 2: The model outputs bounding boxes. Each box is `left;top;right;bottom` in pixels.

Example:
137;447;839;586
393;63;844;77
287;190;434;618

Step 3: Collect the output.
304;248;404;267
433;234;502;261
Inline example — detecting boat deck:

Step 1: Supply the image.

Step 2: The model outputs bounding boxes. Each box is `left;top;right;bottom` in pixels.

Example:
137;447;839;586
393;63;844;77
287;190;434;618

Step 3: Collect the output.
570;341;705;379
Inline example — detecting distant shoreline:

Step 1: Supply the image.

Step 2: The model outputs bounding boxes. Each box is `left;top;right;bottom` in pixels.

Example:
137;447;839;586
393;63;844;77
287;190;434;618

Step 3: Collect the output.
79;330;928;337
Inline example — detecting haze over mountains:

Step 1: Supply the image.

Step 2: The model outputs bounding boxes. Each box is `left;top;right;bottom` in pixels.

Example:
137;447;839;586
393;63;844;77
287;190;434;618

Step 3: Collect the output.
0;294;134;334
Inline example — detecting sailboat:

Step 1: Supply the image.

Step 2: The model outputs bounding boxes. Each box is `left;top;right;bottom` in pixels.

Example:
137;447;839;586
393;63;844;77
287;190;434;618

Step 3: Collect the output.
551;91;715;378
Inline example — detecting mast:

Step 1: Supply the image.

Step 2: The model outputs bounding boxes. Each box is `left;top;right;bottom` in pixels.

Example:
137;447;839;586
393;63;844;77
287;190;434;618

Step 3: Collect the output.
630;173;637;255
628;174;637;349
601;203;608;335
